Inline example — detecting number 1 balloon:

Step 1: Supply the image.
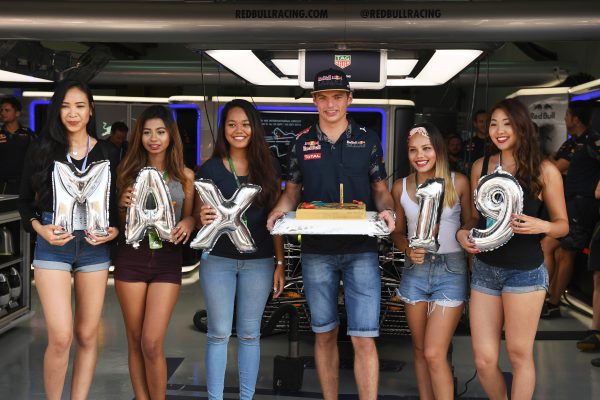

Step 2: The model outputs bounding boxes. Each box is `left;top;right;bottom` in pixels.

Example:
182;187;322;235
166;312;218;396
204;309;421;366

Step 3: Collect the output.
409;178;445;252
469;166;524;252
52;160;111;236
125;167;177;249
190;178;261;253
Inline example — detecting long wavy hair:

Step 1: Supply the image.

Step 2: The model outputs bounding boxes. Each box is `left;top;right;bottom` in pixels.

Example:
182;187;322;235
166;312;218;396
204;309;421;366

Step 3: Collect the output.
117;105;189;193
408;122;458;209
214;99;279;209
31;79;97;205
489;98;543;196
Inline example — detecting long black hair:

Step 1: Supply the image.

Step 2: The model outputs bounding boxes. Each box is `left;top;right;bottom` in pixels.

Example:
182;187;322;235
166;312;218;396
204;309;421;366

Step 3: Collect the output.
213;99;279;209
31;79;97;203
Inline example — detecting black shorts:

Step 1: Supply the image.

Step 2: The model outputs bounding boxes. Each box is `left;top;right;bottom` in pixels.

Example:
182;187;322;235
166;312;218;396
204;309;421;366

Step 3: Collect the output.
113;239;183;284
560;197;599;251
588;222;600;272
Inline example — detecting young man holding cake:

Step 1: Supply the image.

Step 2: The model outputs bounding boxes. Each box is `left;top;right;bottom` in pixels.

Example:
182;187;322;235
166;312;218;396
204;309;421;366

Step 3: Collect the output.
267;68;395;400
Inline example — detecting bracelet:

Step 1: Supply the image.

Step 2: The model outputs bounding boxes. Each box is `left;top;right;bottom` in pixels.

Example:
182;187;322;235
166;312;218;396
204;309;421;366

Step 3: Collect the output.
275;260;284;266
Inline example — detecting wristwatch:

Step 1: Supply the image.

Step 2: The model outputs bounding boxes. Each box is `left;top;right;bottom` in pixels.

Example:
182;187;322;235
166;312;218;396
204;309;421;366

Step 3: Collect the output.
275;260;284;267
384;208;397;221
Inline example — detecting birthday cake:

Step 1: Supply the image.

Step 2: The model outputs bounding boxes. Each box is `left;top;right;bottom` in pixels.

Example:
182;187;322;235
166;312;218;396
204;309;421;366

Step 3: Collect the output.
296;201;367;220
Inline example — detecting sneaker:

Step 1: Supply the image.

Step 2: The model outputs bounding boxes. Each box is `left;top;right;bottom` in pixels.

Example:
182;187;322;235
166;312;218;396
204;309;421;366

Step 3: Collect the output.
576;331;600;352
540;301;562;319
592;357;600;367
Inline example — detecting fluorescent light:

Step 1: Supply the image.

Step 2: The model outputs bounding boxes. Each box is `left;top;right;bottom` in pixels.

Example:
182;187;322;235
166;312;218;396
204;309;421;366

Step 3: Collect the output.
506;87;570;99
211;96;414;106
168;96;207;102
0;69;52;83
386;59;418;76
271;59;298;76
388;50;482;86
272;58;417;77
23;91;169;103
207;50;298;86
569;78;600;95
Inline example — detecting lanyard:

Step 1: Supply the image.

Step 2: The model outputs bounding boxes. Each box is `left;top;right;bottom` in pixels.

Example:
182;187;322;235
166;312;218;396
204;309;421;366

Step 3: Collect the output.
66;135;91;171
227;154;248;226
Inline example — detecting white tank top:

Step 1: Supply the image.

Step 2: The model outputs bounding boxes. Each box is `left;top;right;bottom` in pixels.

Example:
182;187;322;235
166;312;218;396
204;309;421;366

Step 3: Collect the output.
400;173;462;254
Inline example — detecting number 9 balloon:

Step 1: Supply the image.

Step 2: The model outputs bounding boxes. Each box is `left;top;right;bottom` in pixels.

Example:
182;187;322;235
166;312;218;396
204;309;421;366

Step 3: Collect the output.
190;179;261;253
469;166;524;252
409;178;445;252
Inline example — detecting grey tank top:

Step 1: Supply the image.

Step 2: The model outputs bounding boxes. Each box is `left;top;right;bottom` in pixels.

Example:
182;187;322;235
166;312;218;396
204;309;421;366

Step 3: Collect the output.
167;178;185;221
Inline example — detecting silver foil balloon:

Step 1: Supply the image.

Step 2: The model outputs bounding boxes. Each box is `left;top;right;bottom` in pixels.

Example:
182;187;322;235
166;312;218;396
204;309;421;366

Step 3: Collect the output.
409;178;445;252
0;274;10;310
190;178;261;253
52;160;111;236
125;167;177;249
469;166;524;252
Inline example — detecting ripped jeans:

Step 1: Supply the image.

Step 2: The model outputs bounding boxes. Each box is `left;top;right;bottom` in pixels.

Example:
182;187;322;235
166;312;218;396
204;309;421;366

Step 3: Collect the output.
199;255;273;400
398;251;468;308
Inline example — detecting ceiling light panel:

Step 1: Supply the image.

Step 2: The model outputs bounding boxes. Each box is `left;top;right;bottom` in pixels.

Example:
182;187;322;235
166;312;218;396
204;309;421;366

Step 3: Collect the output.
206;50;298;86
0;69;52;83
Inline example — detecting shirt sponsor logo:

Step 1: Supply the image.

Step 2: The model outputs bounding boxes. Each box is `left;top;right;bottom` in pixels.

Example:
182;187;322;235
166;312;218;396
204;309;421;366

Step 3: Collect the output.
303;144;321;151
346;140;366;148
304;153;322;160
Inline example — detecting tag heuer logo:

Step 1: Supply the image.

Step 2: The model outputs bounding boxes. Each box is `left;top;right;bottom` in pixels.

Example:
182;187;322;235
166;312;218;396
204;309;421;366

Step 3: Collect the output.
334;55;351;69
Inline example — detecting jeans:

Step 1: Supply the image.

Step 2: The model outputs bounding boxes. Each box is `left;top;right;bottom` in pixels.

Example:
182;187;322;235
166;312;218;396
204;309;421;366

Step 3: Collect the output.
199;255;273;400
302;252;380;337
471;257;548;296
398;251;468;306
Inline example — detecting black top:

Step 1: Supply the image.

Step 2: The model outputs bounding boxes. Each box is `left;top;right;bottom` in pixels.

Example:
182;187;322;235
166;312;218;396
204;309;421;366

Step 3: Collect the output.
555;131;587;162
475;154;544;270
0;124;35;183
286;118;387;254
564;128;600;200
466;136;487;165
196;156;280;260
17;139;119;233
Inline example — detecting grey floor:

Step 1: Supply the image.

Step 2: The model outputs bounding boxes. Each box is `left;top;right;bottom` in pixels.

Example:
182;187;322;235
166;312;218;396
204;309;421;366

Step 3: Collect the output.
1;269;599;400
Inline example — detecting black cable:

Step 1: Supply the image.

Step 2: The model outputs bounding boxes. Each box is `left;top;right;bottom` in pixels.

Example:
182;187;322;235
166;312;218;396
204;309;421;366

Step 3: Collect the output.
199;51;215;146
456;369;478;398
465;60;480;166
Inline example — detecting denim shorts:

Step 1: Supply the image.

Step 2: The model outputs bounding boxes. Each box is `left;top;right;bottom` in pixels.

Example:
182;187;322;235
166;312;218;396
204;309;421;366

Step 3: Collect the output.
302;252;380;337
471;257;548;296
398;251;468;307
33;212;111;272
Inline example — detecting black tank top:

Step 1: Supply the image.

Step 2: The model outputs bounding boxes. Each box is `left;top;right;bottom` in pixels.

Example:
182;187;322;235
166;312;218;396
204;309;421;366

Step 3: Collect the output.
475;154;544;270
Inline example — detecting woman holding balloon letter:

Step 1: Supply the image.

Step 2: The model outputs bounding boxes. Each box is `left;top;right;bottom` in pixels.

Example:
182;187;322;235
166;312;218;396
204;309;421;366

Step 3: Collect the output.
391;122;475;400
195;99;285;400
114;105;196;400
17;79;120;400
456;99;568;400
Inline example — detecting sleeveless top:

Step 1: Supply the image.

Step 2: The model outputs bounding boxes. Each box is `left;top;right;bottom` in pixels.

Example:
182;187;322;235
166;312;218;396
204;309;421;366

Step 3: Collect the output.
475;154;544;270
400;173;463;254
167;178;185;222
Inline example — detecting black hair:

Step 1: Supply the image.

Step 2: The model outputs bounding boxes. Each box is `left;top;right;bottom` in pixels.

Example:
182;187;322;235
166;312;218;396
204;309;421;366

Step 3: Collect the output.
0;96;22;112
568;101;592;126
110;121;129;134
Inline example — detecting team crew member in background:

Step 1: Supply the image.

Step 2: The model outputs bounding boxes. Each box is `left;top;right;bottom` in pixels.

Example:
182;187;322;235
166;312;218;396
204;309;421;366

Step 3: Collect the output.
267;69;395;400
465;109;488;169
17;80;119;400
545;101;600;319
108;120;129;164
456;98;568;400
392;123;475;400
196;99;285;400
114;105;195;400
0;95;36;194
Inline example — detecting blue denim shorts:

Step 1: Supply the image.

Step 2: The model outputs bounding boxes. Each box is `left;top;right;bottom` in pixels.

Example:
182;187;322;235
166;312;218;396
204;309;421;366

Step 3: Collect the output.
302;252;380;337
471;257;548;296
398;251;468;306
33;212;111;272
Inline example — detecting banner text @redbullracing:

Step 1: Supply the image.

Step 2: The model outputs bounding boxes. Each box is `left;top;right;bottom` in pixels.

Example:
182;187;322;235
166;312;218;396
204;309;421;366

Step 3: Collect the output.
235;9;328;19
360;9;442;19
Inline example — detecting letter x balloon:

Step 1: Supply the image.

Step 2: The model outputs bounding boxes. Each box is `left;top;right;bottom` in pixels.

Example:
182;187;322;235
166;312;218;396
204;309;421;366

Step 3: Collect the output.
190;179;261;253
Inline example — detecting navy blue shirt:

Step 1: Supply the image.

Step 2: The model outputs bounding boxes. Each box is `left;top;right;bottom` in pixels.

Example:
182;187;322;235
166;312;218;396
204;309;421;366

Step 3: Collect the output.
196;157;280;260
287;118;387;254
564;128;600;200
0;124;35;182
